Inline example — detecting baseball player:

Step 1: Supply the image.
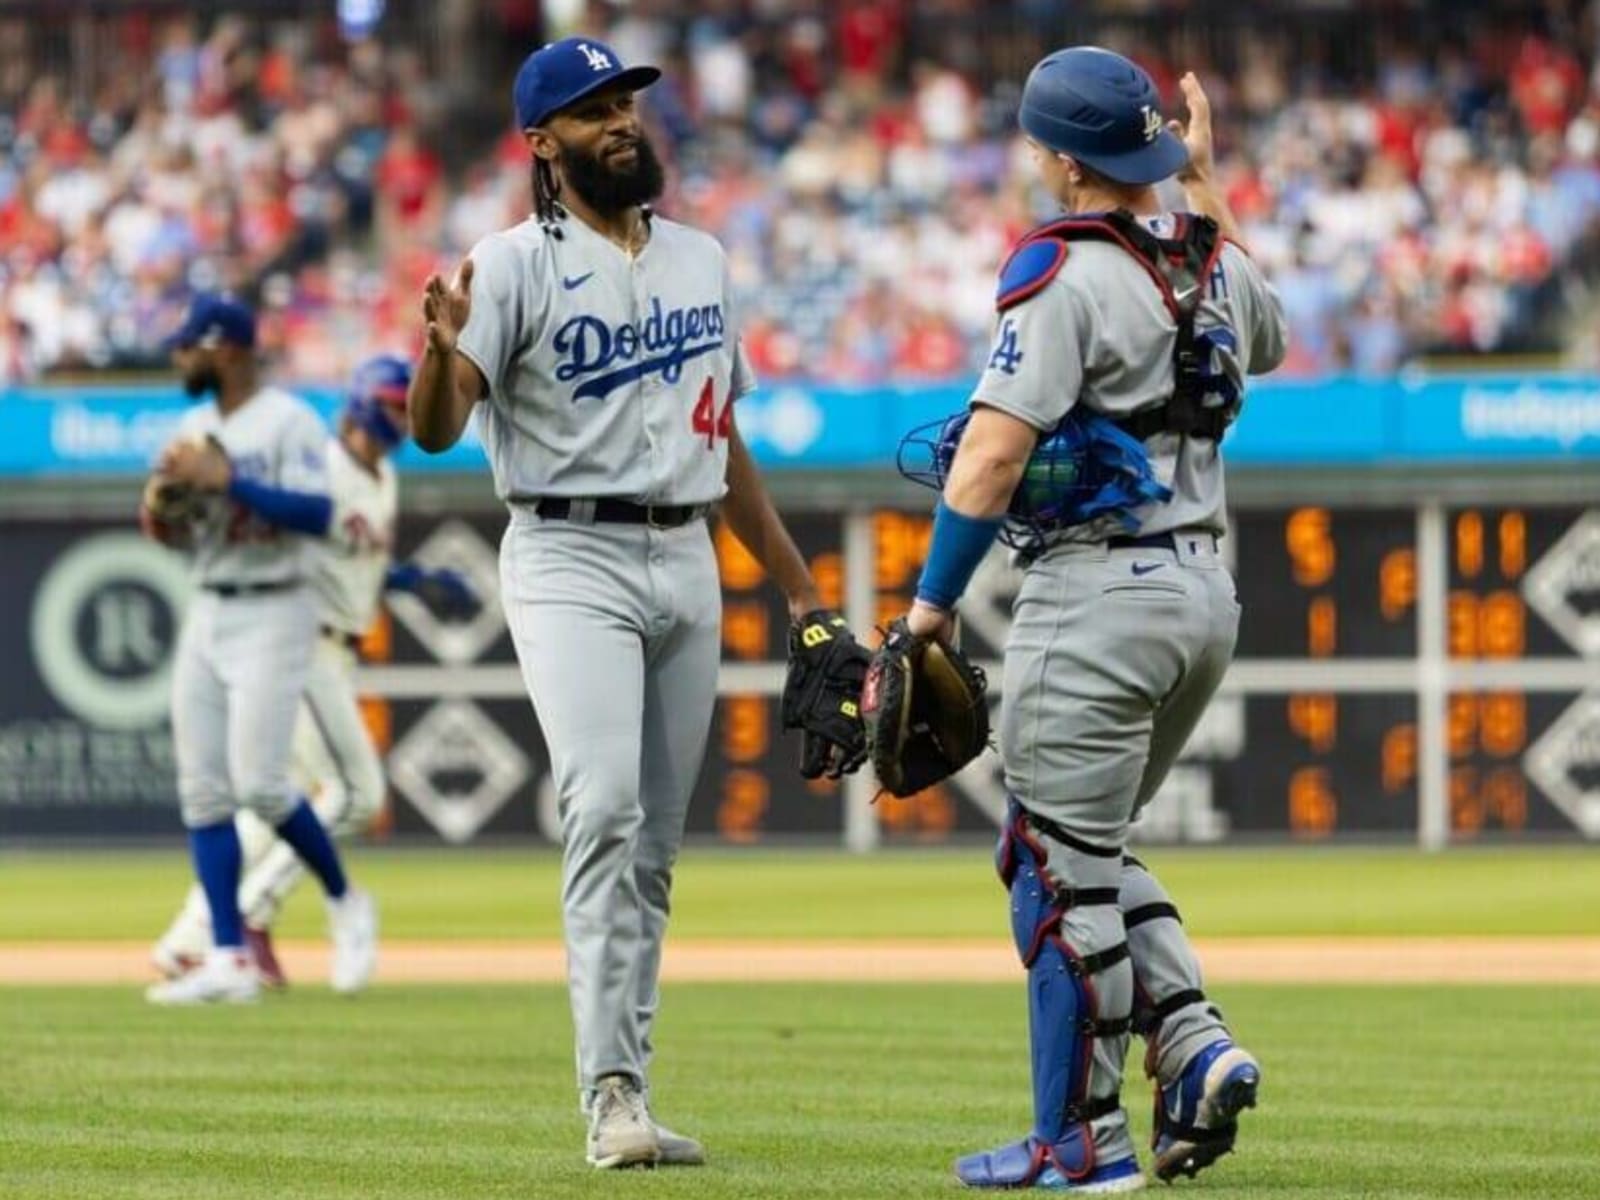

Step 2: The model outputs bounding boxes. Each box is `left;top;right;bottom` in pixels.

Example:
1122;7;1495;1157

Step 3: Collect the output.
407;38;842;1170
149;354;475;991
894;55;1287;1190
140;294;379;1006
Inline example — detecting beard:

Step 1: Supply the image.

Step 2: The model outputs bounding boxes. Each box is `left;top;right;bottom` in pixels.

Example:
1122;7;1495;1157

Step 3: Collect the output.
183;364;222;398
558;133;665;217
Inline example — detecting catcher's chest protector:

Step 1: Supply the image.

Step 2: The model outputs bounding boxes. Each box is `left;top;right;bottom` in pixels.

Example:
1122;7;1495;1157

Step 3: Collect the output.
996;210;1233;442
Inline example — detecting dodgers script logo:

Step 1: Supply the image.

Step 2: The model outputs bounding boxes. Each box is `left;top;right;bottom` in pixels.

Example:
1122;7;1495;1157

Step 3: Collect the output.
553;298;725;401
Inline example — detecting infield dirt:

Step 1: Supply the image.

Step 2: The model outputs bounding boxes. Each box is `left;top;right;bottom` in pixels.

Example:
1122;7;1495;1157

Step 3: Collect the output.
4;935;1598;985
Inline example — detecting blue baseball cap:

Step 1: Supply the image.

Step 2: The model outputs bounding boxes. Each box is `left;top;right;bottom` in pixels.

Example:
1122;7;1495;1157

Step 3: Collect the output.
163;293;257;352
513;37;660;130
1019;47;1188;186
344;353;412;449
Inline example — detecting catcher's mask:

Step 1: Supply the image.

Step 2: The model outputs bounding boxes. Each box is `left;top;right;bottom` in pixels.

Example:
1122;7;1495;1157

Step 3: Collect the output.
897;409;1173;555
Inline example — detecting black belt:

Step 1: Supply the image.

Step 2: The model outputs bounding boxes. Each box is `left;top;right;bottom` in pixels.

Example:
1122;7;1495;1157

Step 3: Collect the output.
201;579;299;598
1106;529;1217;552
532;498;705;528
320;625;362;652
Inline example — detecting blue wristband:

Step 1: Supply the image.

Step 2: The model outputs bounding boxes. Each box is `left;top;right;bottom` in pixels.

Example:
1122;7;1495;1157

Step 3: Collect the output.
226;477;333;537
915;502;1003;609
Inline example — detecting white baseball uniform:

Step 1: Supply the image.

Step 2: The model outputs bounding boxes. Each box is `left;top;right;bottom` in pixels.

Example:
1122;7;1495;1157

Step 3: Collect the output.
170;387;328;830
457;211;752;1104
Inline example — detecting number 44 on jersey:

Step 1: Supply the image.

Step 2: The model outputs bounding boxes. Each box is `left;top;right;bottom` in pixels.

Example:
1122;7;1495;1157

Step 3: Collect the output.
691;379;732;449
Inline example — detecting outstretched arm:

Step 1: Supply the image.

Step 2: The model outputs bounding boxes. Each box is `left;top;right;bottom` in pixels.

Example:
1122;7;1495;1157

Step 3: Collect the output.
720;417;821;620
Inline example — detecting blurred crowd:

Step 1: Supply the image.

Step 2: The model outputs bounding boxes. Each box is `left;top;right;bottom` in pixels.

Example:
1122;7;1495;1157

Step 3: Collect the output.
5;2;1600;386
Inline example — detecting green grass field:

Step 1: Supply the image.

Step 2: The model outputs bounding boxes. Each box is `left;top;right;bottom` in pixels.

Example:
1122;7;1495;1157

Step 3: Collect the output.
4;982;1598;1199
5;846;1598;1198
5;844;1600;940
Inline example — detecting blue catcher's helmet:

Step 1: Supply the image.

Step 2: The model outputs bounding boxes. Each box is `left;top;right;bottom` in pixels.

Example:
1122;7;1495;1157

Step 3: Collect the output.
344;354;412;450
1018;46;1188;186
897;410;1174;555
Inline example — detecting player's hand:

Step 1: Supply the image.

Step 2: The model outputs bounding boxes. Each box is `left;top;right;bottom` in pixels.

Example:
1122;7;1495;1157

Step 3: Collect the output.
423;258;474;356
905;600;955;644
158;435;232;492
1168;72;1214;186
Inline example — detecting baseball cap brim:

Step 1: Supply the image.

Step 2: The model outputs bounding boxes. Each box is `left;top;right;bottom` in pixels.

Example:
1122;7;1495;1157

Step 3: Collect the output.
528;65;662;128
1075;127;1190;186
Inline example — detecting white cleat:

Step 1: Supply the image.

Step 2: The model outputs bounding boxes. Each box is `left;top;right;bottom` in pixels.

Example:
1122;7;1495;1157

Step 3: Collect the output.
145;949;260;1006
150;939;205;981
327;887;378;994
586;1076;661;1169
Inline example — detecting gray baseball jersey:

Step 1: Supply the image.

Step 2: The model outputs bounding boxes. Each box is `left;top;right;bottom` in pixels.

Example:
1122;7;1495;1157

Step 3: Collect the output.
456;214;756;504
973;217;1287;539
174;387;330;587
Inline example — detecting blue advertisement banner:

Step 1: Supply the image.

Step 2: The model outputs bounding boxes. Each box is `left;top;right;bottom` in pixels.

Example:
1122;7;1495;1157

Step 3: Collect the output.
3;373;1599;478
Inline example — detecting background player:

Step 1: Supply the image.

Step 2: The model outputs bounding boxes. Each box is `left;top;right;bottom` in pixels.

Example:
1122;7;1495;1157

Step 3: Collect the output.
406;37;852;1170
894;56;1288;1190
149;354;476;991
140;294;379;1006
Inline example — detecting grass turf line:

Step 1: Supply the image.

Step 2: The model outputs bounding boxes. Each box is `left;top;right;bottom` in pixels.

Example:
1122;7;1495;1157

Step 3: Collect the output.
4;845;1600;941
2;982;1597;1199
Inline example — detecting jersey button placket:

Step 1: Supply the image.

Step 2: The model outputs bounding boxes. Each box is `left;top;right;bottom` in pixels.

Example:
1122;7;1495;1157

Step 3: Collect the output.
633;263;662;478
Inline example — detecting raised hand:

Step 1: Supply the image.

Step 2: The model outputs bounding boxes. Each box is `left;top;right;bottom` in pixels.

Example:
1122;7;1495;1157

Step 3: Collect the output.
423;258;475;355
1168;72;1214;185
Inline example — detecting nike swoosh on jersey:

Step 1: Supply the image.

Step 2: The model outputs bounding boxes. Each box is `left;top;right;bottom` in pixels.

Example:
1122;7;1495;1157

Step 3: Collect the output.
1130;561;1166;576
562;272;595;290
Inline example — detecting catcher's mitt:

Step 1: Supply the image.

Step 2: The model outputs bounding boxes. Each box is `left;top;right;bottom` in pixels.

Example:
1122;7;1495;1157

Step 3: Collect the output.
861;617;990;797
780;609;871;780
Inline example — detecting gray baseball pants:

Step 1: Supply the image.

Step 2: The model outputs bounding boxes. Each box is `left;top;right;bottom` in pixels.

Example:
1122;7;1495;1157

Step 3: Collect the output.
1001;533;1239;1163
500;506;721;1107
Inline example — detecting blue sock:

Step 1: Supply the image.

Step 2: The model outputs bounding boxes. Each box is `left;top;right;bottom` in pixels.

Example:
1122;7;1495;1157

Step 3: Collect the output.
275;799;348;899
188;821;244;949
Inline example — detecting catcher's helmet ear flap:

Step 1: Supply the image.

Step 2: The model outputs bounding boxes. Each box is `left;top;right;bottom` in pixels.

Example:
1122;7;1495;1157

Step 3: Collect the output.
1019;46;1188;186
344;353;412;449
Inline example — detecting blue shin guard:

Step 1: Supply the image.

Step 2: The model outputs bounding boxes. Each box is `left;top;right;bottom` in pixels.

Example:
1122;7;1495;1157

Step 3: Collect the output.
957;801;1130;1189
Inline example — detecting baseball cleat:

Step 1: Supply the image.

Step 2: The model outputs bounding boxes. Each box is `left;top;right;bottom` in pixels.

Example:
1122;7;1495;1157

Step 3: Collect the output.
586;1075;660;1169
1152;1039;1259;1182
150;942;204;981
327;887;378;994
652;1121;706;1166
145;949;260;1006
245;926;288;990
956;1140;1145;1192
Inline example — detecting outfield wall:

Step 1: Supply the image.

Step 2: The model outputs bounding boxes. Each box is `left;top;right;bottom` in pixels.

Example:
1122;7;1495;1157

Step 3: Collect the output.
1;376;1597;849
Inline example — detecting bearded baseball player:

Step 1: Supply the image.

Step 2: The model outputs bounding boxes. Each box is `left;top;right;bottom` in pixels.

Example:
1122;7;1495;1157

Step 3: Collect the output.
141;295;379;1005
887;55;1288;1191
150;353;475;991
407;37;866;1170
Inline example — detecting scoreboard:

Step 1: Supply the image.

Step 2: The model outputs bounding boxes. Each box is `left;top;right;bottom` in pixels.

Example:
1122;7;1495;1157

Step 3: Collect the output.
3;503;1594;846
673;504;1600;845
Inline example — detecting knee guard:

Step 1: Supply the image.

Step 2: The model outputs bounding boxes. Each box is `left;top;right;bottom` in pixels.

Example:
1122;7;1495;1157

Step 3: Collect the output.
996;799;1131;1183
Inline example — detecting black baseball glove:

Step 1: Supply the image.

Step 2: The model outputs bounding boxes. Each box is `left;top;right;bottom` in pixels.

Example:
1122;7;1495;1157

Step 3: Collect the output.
861;617;989;797
781;609;871;779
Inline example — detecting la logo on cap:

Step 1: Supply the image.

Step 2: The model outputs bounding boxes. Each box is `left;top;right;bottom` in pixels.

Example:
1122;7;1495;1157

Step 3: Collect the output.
577;42;612;72
1140;105;1162;143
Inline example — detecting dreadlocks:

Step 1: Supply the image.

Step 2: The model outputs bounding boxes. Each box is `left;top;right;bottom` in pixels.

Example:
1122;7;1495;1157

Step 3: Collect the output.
533;156;565;228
